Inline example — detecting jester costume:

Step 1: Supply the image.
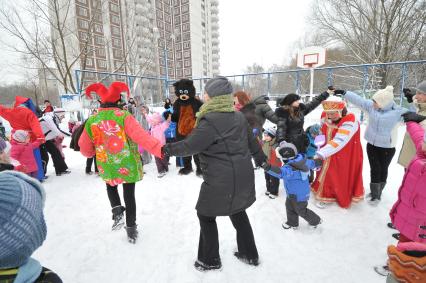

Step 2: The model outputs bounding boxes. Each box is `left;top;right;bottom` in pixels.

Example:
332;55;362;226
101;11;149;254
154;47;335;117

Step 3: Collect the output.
79;82;162;243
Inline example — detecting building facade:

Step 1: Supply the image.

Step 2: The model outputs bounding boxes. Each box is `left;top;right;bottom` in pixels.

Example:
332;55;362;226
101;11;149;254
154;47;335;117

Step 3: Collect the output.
51;0;220;101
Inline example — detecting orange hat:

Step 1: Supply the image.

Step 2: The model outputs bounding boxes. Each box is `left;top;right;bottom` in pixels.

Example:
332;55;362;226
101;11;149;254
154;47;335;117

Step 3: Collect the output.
322;96;346;112
85;82;130;103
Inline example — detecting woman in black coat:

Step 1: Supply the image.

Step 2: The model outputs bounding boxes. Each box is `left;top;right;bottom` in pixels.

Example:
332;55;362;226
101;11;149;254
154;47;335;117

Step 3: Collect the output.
275;90;331;152
163;77;266;272
234;91;262;137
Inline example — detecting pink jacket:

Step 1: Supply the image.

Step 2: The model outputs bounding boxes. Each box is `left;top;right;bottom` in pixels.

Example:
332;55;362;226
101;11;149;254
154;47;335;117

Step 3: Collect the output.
390;122;426;243
149;121;170;146
78;111;163;159
10;141;38;173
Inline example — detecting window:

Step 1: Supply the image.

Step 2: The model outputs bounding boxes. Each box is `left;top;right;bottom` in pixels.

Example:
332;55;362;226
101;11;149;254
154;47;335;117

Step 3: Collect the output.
92;0;101;9
94;36;104;45
113;49;122;59
184;69;191;76
110;3;120;13
182;14;189;23
76;0;87;5
176;69;183;77
157;20;164;29
174;0;180;6
165;23;171;32
97;59;107;69
78;19;89;29
183;51;190;58
175;43;182;51
165;14;171;23
96;48;106;57
85;58;93;67
183;41;190;49
156;1;162;10
176;52;182;59
156;10;163;20
111;15;120;25
174;7;180;15
93;13;102;22
184;59;191;67
79;31;88;41
112;38;121;48
182;0;189;4
93;24;103;33
181;4;189;13
176;34;182;42
202;22;205;27
111;26;121;36
182;23;189;32
176;61;183;68
183;32;190;41
174;15;181;25
77;6;88;17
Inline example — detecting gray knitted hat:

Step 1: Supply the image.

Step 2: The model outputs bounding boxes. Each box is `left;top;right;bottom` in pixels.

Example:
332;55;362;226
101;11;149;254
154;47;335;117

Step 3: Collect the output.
415;81;426;94
0;171;47;269
204;76;233;97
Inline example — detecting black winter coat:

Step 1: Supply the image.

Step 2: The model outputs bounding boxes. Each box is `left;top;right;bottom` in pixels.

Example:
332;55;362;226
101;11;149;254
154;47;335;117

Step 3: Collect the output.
165;111;265;216
240;102;261;134
275;92;329;152
69;120;87;152
252;96;278;126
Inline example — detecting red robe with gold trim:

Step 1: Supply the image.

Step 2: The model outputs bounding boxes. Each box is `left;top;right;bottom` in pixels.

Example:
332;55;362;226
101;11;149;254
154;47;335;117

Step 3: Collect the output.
312;112;364;208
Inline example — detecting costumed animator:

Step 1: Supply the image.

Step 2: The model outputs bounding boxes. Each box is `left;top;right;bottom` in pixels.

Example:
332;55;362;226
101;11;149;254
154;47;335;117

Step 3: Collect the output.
78;82;162;244
171;79;203;175
0;96;45;181
311;95;364;209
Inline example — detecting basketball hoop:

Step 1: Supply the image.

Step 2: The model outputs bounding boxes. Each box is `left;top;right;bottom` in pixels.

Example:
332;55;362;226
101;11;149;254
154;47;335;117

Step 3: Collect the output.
297;46;327;96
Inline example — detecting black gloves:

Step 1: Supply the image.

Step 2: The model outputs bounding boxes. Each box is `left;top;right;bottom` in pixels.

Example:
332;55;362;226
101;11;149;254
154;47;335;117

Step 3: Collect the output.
403;88;414;103
313;158;323;168
161;145;170;158
260;162;271;171
402;112;426;123
334;89;346;96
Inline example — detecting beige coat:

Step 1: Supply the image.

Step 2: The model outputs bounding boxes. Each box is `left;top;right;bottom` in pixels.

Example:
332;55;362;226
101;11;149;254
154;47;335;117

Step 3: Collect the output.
397;102;426;168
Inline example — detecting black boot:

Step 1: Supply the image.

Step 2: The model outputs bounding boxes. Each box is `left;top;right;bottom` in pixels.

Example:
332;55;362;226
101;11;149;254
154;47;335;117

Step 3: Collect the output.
111;206;125;231
369;183;381;203
178;166;193;175
234;252;259;266
126;225;138;244
194;259;222;271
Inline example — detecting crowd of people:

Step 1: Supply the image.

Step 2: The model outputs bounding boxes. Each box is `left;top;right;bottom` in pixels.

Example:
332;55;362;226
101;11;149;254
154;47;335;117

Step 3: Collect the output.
0;77;425;281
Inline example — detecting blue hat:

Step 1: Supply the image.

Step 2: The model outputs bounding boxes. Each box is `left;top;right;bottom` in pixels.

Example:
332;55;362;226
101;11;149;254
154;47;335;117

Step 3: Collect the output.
0;171;46;269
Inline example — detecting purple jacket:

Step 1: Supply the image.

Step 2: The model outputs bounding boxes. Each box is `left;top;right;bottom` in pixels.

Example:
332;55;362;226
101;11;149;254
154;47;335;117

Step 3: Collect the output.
390;122;426;243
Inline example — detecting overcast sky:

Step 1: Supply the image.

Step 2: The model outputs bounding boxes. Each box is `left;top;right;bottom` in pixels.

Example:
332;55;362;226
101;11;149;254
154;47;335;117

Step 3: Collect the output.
0;0;312;84
218;0;313;75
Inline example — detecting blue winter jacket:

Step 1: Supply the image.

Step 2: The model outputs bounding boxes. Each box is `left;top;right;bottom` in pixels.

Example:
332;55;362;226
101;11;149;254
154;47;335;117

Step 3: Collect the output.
163;108;176;139
267;154;317;202
305;132;317;158
344;91;408;148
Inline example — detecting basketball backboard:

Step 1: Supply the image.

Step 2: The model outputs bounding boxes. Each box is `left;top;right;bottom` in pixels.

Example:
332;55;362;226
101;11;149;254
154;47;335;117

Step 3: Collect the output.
297;46;326;68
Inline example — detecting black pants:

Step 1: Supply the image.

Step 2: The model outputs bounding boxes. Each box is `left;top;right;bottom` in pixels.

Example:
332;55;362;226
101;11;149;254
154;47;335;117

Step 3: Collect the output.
264;172;280;195
86;157;98;173
366;143;396;183
165;138;176;164
182;155;201;170
40;140;68;175
155;156;169;173
197;210;258;265
106;183;136;227
285;195;320;227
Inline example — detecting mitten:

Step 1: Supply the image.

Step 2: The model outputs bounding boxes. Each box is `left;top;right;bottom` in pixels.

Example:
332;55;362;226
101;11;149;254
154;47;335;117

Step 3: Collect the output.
402;112;426;123
403;88;414;103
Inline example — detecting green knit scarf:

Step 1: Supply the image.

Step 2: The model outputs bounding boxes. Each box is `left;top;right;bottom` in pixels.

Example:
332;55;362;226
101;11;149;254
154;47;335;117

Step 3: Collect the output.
196;95;234;125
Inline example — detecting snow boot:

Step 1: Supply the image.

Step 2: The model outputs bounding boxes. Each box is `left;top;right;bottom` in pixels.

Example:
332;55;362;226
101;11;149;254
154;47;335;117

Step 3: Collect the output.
126;225;138;244
387;222;396;229
268;194;277;199
369;183;381;204
282;223;298;230
111;205;125;231
178;166;193;175
234;252;259;266
194;260;222;271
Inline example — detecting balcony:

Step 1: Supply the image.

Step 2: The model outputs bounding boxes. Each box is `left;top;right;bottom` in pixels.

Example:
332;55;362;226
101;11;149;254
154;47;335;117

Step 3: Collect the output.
211;14;219;22
211;0;219;6
212;45;220;54
211;37;219;45
211;6;219;15
211;21;219;31
212;53;220;61
211;30;219;38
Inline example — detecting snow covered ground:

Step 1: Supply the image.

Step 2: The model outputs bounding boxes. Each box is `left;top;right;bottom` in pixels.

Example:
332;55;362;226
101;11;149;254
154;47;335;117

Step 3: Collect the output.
33;107;405;283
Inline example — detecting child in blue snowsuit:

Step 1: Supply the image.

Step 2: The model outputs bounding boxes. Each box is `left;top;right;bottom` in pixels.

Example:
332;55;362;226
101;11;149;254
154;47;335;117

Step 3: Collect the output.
305;124;321;183
263;141;322;230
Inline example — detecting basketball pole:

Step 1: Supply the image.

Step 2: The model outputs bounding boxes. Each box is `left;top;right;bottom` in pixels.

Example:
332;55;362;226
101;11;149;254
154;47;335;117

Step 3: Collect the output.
309;66;314;99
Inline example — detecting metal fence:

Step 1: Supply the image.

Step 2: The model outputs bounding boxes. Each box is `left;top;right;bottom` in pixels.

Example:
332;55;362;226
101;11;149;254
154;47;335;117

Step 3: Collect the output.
75;60;426;107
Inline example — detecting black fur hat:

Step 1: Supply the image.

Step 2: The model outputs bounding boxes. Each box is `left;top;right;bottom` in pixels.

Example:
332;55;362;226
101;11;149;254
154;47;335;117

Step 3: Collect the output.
173;79;196;98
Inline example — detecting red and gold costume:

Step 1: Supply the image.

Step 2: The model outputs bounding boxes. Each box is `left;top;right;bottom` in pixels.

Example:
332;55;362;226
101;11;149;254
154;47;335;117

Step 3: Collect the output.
311;99;364;208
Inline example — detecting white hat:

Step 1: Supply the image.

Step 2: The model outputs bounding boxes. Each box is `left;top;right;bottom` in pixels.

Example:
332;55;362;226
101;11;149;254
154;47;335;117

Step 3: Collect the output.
372;86;394;109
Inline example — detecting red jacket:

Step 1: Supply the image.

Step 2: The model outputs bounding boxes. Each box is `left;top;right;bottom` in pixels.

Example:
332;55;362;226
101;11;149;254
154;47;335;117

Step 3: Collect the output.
10;141;38;173
0;97;45;144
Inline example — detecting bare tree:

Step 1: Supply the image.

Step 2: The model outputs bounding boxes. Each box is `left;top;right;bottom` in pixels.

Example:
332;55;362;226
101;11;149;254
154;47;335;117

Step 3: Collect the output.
311;0;426;88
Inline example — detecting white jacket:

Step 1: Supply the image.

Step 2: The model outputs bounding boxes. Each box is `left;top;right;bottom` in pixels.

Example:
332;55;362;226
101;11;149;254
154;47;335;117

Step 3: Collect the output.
39;113;69;141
